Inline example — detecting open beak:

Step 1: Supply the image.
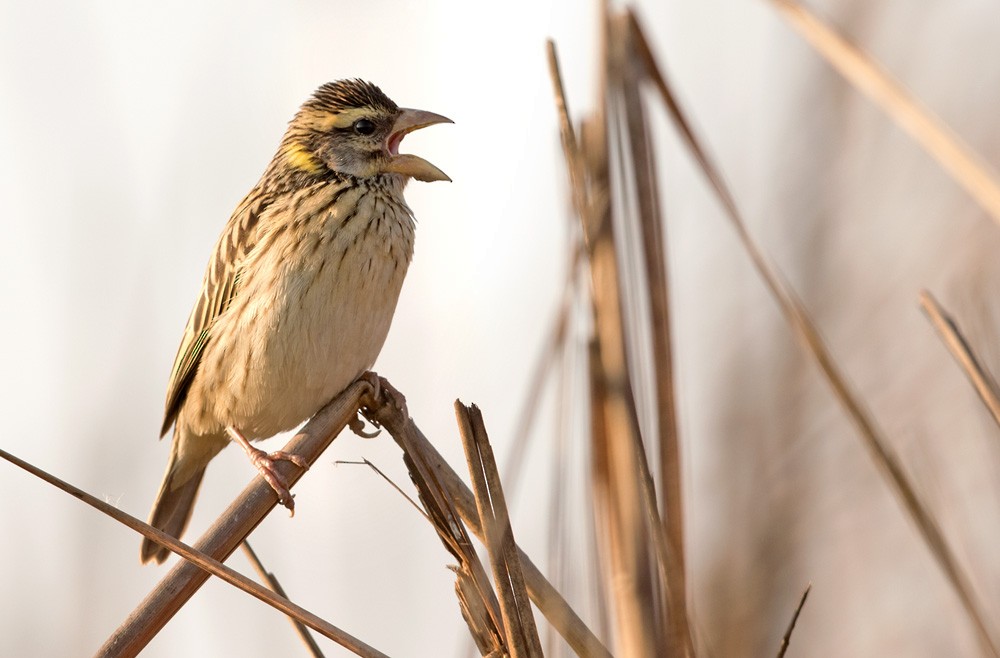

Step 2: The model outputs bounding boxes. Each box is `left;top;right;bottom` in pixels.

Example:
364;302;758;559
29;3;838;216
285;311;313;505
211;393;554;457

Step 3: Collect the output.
383;108;453;182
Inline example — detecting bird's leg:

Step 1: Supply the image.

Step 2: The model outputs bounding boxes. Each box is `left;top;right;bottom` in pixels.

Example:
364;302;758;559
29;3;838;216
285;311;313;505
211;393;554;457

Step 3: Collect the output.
356;371;409;429
225;426;308;515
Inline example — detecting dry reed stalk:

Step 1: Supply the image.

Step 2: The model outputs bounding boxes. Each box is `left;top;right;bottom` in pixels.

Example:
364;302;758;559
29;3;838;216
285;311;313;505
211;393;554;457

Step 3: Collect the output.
624;9;1000;656
241;541;325;658
580;37;668;656
549;27;692;656
0;435;385;658
613;12;680;528
920;290;1000;429
361;377;613;658
767;0;1000;227
456;402;544;658
776;584;811;658
611;13;689;655
98;379;373;657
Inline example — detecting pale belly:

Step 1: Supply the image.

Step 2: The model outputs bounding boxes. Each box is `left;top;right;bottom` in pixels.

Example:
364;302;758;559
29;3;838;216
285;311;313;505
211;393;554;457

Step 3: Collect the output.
180;181;414;439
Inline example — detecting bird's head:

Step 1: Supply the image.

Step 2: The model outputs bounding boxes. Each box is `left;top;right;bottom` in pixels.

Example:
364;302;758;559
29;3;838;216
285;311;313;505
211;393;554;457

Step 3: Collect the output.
281;79;451;182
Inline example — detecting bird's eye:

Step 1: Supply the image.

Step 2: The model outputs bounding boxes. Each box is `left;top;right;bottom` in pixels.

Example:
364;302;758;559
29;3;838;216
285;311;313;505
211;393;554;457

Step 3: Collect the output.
353;119;376;136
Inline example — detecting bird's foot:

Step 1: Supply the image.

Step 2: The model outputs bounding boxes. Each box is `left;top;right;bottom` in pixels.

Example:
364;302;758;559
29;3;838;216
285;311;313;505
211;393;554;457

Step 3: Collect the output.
226;427;308;515
357;371;409;428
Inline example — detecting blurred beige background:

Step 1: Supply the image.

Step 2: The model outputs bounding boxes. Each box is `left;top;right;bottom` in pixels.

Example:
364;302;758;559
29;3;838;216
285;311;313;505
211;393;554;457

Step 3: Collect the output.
2;1;1000;656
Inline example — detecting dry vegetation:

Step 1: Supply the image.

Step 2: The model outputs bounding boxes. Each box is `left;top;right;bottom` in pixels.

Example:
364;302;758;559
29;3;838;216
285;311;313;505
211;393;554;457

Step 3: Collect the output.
3;2;1000;656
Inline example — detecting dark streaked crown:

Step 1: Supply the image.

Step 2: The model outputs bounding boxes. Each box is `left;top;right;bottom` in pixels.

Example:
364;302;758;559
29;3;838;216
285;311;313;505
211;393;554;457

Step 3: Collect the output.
304;79;398;115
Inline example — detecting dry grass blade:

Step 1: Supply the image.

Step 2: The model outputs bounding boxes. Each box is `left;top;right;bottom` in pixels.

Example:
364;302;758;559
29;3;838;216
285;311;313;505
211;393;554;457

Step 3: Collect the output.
456;401;544;658
0;443;386;658
776;584;811;658
241;541;326;658
626;9;1000;656
920;290;1000;429
99;379;373;657
767;0;1000;227
362;377;613;658
336;458;431;522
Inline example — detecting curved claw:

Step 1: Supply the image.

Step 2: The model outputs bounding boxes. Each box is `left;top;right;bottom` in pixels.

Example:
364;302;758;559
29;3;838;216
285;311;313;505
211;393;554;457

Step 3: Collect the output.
349;414;381;439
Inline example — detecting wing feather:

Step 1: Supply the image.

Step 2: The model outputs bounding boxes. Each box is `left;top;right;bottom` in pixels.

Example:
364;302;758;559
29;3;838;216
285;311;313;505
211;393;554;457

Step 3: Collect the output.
160;191;271;436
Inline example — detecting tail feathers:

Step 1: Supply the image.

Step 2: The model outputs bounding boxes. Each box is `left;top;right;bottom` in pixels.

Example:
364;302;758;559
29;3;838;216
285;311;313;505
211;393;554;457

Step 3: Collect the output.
140;464;206;564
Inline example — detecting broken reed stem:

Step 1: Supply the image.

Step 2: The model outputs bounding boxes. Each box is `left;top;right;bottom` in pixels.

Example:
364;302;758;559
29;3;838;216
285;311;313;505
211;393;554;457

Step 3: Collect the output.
241;541;326;658
776;584;811;658
98;379;377;657
456;402;544;658
389;395;507;656
767;0;1000;228
920;290;1000;429
625;9;1000;656
364;378;613;658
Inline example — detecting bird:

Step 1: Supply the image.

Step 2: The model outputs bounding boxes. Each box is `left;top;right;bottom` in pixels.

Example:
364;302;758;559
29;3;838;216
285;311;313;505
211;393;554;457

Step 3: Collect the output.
141;79;451;564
